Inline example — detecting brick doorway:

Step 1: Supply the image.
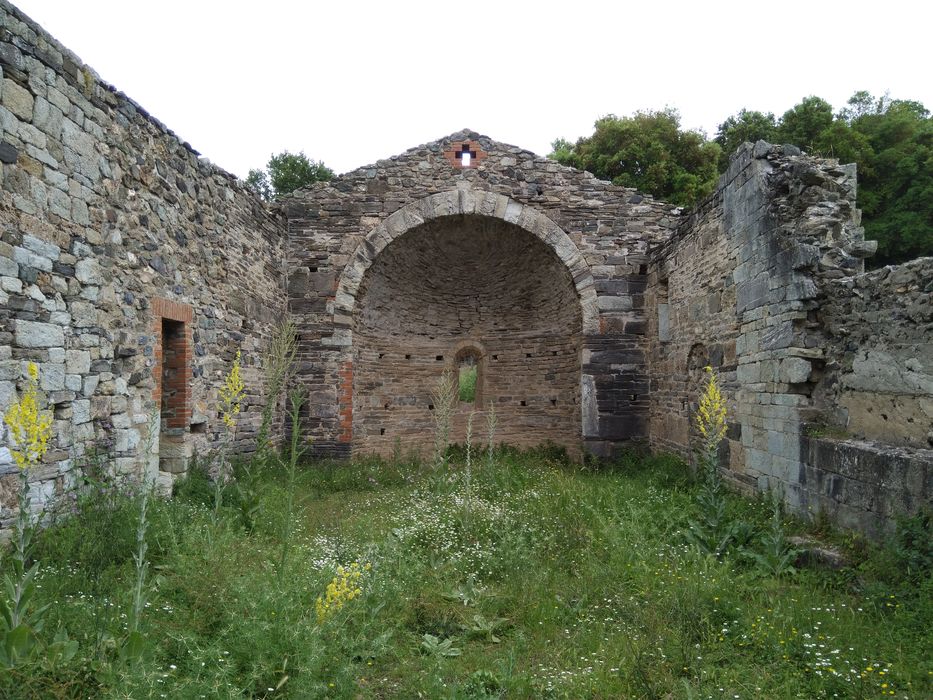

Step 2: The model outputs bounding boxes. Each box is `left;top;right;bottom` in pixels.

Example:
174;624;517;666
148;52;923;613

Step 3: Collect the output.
152;298;193;476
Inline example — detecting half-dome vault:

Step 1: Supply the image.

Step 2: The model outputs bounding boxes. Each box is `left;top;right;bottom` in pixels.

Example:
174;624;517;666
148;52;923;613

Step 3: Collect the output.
352;214;583;455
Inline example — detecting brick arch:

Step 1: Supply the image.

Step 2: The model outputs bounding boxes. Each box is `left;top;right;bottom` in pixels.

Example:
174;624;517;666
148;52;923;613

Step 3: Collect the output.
333;189;598;334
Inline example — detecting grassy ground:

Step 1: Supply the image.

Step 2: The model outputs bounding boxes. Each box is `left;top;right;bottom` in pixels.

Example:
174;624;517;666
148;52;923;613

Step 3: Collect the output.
4;446;931;698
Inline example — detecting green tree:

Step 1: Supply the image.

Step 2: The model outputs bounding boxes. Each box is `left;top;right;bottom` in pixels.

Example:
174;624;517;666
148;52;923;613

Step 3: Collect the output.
550;109;721;207
714;109;778;170
246;150;334;201
776;96;835;151
847;97;932;263
719;93;932;264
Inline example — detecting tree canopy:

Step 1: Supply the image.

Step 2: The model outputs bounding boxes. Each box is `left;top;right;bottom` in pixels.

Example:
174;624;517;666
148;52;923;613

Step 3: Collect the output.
246;151;334;201
549;109;721;208
552;92;932;264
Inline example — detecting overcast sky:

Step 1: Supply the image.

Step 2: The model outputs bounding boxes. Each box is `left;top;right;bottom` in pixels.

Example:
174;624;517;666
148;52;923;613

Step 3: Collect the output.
12;0;932;178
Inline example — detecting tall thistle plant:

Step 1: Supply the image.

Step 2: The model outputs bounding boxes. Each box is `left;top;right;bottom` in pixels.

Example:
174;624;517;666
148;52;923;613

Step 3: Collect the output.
0;362;54;666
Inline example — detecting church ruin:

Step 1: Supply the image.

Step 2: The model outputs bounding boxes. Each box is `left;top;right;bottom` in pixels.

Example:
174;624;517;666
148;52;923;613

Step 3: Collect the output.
1;0;930;536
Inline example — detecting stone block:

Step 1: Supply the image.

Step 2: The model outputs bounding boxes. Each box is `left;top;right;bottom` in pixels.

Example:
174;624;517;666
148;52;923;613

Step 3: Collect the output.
12;246;52;272
32;95;63;139
2;78;34;121
39;363;65;391
0;256;17;277
779;357;812;384
75;258;102;285
0;276;22;293
69;300;98;327
14;320;64;348
65;349;91;374
596;295;633;312
736;276;769;313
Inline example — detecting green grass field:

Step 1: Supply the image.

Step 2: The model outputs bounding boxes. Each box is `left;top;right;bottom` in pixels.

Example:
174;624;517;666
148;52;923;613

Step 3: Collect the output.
6;446;931;698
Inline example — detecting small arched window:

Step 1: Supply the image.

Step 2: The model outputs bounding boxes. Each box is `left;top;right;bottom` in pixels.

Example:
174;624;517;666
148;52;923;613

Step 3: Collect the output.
458;355;477;403
454;345;484;406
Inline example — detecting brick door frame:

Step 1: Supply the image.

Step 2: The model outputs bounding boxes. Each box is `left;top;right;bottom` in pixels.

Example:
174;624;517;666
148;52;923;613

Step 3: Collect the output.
152;297;193;433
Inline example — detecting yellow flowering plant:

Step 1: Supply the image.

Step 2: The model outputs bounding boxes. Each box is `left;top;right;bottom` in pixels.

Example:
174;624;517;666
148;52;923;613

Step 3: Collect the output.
696;365;727;447
219;350;245;431
211;350;246;528
0;362;59;667
3;362;53;470
695;365;728;486
316;562;371;623
685;366;742;558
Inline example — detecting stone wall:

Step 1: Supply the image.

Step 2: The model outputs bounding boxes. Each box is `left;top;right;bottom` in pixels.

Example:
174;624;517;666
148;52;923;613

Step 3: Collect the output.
285;130;678;458
1;0;929;538
648;141;932;533
814;257;933;448
0;0;285;527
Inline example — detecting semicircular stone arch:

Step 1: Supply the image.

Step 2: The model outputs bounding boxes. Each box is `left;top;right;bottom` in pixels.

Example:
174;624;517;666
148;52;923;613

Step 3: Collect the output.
333;190;598;334
330;189;597;457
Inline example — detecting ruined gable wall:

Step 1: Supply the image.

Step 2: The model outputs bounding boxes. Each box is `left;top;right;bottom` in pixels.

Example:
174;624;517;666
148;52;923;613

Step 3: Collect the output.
0;1;285;524
285;130;680;457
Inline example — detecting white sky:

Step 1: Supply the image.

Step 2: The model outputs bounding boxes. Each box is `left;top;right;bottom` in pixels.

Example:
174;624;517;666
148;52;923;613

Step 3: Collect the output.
12;0;932;178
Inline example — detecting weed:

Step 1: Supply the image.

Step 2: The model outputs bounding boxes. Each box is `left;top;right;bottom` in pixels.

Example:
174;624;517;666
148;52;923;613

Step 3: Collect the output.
431;368;456;470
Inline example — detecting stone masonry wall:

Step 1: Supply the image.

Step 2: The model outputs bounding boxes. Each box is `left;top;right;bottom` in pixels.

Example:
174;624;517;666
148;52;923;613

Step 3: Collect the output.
352;215;583;457
1;1;928;538
0;0;286;528
646;187;745;478
285;130;679;458
813;257;933;448
649;141;932;534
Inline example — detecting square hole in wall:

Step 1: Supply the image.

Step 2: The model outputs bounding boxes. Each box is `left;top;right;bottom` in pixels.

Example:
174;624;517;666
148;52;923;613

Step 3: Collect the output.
520;400;526;406
380;428;386;435
492;354;498;360
405;354;411;360
436;355;444;361
550;399;557;406
525;353;532;358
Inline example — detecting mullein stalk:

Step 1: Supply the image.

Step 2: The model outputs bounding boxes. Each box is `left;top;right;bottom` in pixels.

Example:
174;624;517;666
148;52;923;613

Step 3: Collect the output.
214;350;246;528
129;487;150;636
485;400;497;470
431;369;456;471
464;411;475;533
0;363;53;665
278;388;307;583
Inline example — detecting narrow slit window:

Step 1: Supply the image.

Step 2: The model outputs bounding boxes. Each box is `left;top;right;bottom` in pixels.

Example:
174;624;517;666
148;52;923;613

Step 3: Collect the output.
458;356;477;403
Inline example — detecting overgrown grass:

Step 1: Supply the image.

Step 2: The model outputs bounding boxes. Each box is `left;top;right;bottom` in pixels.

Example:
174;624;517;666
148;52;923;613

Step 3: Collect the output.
6;448;931;698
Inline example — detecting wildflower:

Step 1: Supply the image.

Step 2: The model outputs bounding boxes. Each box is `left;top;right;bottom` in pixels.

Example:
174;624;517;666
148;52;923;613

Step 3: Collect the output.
3;362;53;469
315;562;370;623
696;366;727;443
219;350;245;430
